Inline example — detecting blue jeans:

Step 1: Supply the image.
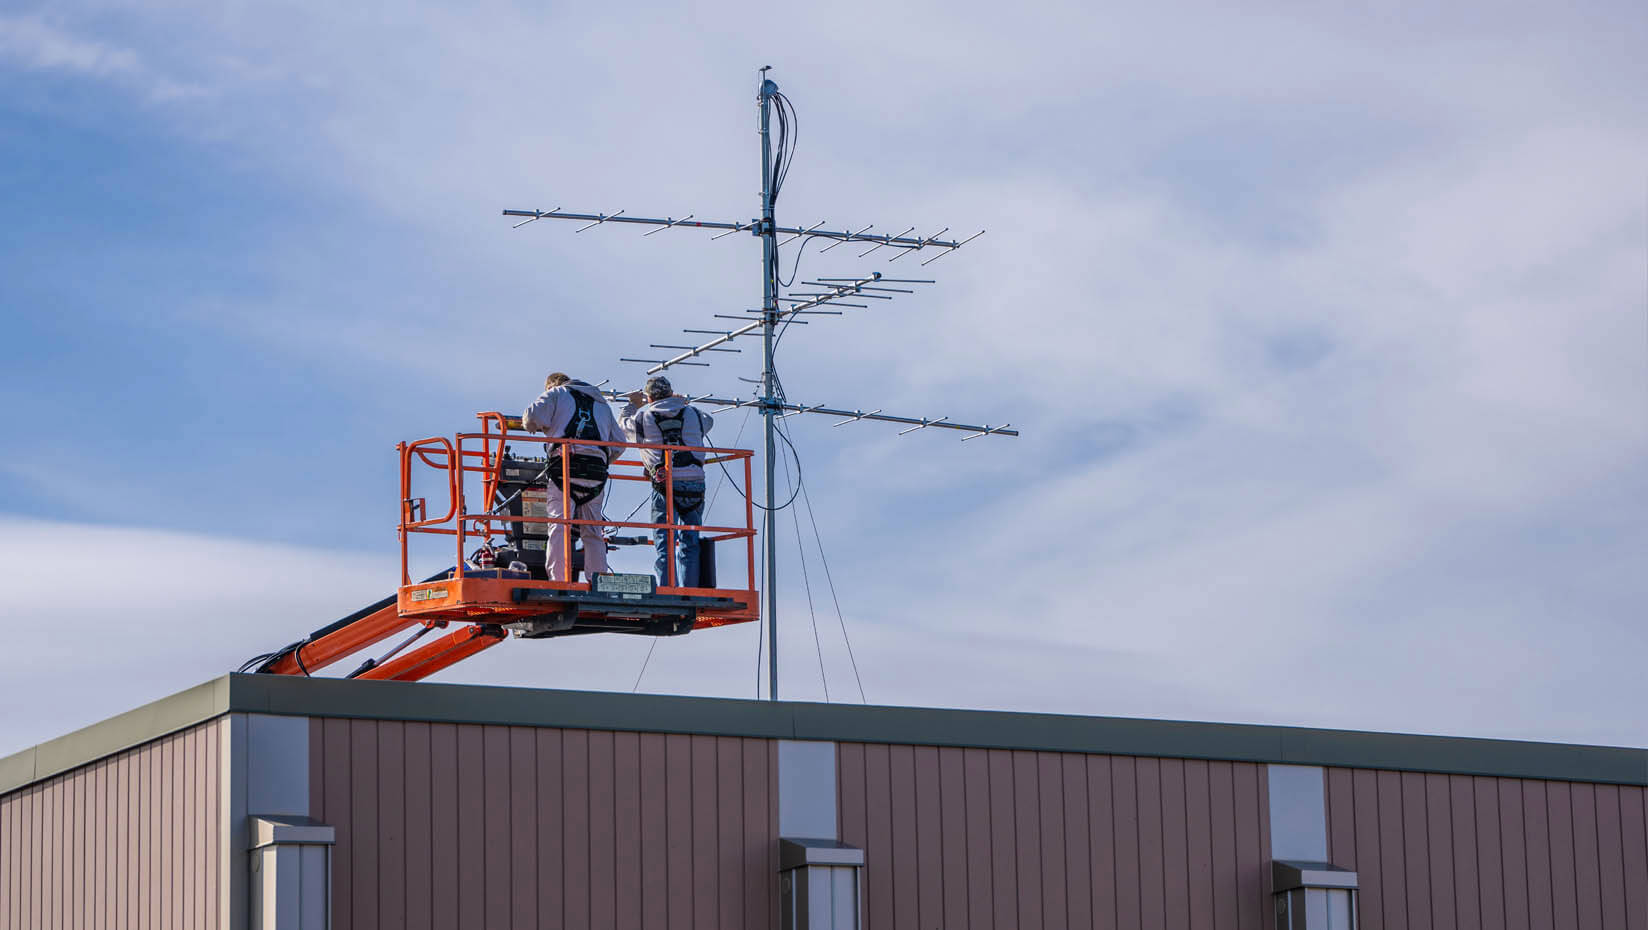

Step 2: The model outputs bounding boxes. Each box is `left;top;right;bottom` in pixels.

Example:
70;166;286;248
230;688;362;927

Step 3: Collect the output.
651;479;705;588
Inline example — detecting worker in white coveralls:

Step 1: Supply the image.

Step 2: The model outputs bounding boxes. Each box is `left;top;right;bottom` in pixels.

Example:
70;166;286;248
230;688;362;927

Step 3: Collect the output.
621;375;715;587
523;373;624;582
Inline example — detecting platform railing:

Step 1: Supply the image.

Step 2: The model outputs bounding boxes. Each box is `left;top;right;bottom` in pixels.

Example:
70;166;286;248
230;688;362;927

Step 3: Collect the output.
398;416;756;593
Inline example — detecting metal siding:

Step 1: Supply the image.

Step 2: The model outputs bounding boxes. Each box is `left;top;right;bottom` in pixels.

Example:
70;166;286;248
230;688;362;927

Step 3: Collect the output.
689;733;717;930
715;736;742;930
562;727;591;930
1622;786;1648;927
612;731;639;930
746;737;774;930
1162;758;1191;930
377;722;408;930
0;720;223;930
508;727;538;930
589;729;619;930
641;732;669;930
483;724;514;927
1208;760;1241;930
429;723;460;930
534;727;564;929
1039;753;1069;930
1473;776;1508;930
1184;759;1216;930
888;744;919;930
1324;769;1648;930
989;748;1021;929
964;748;995;927
1062;753;1093;930
1425;774;1456;929
914;746;944;930
663;732;692;930
935;748;970;930
1570;783;1604;930
402;721;433;930
1232;762;1264;930
1449;775;1482;930
1112;755;1143;928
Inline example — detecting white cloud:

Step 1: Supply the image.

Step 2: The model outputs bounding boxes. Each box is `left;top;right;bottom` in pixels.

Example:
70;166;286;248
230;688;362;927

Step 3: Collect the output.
0;14;205;101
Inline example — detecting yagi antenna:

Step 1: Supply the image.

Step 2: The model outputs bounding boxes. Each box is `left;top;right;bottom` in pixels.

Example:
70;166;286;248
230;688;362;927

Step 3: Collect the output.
502;68;1015;702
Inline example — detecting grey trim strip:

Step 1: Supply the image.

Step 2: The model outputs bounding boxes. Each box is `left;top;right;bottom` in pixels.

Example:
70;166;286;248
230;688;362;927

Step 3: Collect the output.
5;672;1648;795
0;677;231;796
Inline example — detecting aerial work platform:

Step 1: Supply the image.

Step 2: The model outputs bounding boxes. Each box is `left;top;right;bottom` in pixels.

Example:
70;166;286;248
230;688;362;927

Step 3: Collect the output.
243;410;757;682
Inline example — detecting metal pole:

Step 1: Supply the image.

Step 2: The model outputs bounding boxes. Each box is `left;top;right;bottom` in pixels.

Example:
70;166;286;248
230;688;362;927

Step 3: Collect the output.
759;72;780;701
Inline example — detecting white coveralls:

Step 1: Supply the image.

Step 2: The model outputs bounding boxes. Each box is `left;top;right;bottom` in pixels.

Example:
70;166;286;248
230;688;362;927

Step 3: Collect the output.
521;381;624;581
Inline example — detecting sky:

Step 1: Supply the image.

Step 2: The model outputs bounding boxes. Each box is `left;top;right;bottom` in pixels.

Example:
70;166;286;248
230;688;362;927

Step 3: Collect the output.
1;0;1644;757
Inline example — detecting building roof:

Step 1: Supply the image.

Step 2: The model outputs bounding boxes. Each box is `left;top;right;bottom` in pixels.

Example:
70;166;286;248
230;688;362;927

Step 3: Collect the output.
4;673;1646;796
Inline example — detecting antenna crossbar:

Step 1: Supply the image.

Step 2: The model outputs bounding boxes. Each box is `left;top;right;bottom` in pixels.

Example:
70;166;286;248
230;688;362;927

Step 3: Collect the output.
624;272;917;375
502;209;980;255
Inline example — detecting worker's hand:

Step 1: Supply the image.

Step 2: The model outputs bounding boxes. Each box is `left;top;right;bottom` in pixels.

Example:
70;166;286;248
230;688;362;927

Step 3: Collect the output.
627;391;646;407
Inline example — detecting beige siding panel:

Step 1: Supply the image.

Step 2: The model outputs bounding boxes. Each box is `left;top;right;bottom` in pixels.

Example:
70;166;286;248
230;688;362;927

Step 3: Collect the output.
0;721;223;930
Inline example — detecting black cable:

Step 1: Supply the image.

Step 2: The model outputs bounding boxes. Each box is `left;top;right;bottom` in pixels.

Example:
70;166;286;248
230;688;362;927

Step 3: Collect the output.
714;415;802;511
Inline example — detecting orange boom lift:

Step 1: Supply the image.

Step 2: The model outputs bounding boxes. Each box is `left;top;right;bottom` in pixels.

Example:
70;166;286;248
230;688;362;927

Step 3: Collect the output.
242;411;758;682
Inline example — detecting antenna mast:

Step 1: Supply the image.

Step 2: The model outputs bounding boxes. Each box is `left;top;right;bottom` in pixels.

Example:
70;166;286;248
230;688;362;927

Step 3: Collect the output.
502;68;1014;701
758;71;782;701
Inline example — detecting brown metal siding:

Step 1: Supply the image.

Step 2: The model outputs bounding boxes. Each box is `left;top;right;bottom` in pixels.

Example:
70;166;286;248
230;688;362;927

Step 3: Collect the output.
1325;767;1648;929
0;720;222;930
308;718;776;930
836;744;1271;930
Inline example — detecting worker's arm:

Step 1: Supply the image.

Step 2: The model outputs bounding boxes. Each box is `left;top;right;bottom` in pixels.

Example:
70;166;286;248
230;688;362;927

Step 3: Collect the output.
695;406;714;438
521;389;558;433
618;396;645;442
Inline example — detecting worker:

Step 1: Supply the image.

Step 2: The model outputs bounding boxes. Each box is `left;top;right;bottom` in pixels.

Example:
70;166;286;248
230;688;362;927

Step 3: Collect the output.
523;373;623;582
621;375;715;587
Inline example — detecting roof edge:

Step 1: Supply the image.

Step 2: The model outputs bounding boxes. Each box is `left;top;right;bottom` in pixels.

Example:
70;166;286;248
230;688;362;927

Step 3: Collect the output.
0;676;232;796
5;674;1646;796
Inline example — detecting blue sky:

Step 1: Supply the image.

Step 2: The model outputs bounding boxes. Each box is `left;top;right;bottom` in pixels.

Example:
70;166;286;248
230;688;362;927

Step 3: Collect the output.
1;0;1645;755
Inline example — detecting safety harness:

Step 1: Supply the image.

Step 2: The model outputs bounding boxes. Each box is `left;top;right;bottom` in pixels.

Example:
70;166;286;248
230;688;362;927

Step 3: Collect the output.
648;405;706;511
547;388;610;506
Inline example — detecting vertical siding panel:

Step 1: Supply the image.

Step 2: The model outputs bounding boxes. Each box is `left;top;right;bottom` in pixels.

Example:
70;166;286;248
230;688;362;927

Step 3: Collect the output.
913;746;945;930
482;726;513;929
509;727;541;930
1570;784;1603;930
1547;781;1579;930
457;725;489;929
862;743;895;930
1524;780;1555;930
641;733;669;930
350;720;380;930
402;722;433;930
1472;777;1505;930
743;738;771;930
1399;772;1433;930
22;788;33;930
963;748;994;929
92;762;104;930
889;744;920;930
1232;763;1264;930
689;736;718;930
534;728;564;930
562;729;592;930
987;749;1019;930
1063;754;1093;930
1;793;10;930
1113;756;1142;929
1088;755;1118;930
838;742;866;846
1184;760;1215;930
1326;768;1357;869
1424;775;1454;929
1449;775;1481;930
1208;762;1239;930
429;723;460;930
376;723;407;930
1618;787;1648;928
589;731;618;930
1377;770;1408;930
937;748;971;930
207;726;221;930
714;737;742;930
663;733;692;930
610;731;639;930
1162;758;1191;930
323;719;353;930
183;736;193;930
1037;753;1067;930
1499;778;1531;930
1593;785;1627;930
1138;757;1166;930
